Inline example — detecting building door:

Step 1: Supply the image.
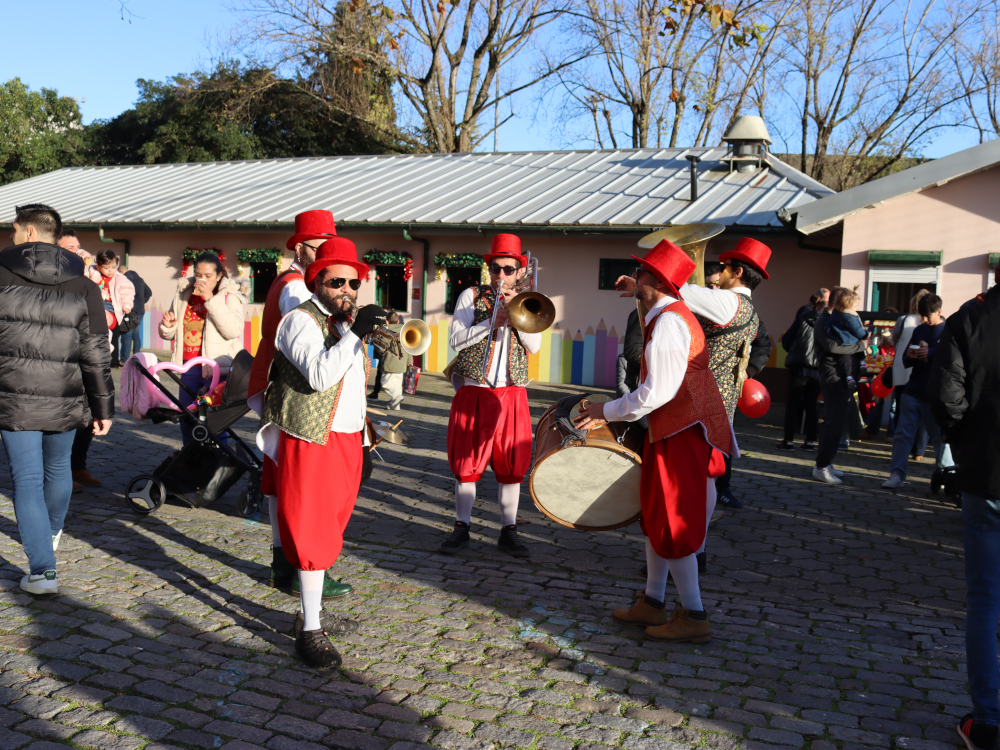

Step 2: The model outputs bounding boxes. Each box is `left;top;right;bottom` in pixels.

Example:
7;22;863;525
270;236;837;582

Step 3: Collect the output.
375;265;408;311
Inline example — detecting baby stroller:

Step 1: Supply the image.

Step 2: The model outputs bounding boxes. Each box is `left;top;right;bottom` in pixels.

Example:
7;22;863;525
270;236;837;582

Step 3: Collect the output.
122;350;264;518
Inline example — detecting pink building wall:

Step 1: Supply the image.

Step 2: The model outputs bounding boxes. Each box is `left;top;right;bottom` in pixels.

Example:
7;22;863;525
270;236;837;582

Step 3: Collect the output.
72;228;840;384
840;164;1000;315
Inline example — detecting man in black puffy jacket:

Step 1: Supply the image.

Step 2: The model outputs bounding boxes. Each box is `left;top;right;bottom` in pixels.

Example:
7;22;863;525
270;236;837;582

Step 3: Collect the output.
928;284;1000;750
0;204;114;596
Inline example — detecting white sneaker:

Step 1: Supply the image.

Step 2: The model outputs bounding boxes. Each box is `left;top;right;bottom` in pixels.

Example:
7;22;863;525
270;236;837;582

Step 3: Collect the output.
828;466;845;477
20;570;58;595
882;473;906;489
52;530;63;551
812;466;842;485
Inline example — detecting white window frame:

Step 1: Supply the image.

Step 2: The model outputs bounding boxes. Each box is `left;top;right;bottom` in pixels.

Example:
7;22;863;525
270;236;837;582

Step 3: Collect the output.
866;265;942;309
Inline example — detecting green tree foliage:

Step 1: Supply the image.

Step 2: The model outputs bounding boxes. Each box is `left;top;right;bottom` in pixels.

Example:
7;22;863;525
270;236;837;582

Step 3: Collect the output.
93;62;401;165
0;78;94;184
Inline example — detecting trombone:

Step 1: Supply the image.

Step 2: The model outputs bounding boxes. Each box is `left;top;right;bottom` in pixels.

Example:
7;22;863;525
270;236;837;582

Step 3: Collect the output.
341;298;432;359
480;252;556;385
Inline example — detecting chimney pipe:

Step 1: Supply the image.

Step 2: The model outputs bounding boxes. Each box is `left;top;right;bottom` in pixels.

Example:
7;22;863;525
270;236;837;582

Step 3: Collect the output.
686;154;700;201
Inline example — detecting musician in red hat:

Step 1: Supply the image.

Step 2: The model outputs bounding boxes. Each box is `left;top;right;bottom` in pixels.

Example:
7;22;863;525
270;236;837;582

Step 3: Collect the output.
576;240;734;643
619;237;771;511
439;233;541;558
248;210;344;600
256;237;387;668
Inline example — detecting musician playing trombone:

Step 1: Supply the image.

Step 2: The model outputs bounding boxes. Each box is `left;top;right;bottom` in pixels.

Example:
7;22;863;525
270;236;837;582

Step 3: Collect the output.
439;234;542;558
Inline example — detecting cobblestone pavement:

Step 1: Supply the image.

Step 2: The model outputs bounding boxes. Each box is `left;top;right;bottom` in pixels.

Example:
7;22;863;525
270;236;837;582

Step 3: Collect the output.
0;371;973;750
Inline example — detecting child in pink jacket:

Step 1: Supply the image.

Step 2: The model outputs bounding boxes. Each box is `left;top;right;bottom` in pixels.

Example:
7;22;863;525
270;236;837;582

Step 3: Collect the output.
86;249;135;339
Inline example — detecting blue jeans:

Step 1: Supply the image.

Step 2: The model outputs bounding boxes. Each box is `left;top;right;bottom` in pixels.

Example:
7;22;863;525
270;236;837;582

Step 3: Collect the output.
118;316;143;362
179;368;227;446
0;430;75;574
963;491;1000;725
889;393;953;478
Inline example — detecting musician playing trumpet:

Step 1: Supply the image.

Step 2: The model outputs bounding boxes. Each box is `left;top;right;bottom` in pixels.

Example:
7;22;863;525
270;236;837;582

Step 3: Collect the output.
439;234;541;558
574;240;734;643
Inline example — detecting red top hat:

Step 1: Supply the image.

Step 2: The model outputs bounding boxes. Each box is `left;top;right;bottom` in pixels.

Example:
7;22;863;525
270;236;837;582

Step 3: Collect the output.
305;238;369;291
631;240;696;299
484;234;528;268
720;238;771;280
286;210;338;250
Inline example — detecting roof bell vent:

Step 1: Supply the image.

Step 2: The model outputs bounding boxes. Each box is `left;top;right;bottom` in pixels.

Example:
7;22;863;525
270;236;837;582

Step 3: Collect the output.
722;115;772;173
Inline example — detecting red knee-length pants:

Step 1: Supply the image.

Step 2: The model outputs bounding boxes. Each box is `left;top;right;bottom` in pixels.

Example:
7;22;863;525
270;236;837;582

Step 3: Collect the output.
447;385;532;484
275;430;361;571
639;425;726;559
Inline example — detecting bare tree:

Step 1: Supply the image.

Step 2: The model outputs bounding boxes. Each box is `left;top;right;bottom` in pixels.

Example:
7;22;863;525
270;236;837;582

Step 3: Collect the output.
954;5;1000;141
231;0;580;152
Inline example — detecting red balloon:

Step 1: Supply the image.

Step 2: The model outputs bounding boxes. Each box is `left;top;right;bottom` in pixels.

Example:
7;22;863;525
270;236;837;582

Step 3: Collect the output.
871;372;893;399
738;378;771;418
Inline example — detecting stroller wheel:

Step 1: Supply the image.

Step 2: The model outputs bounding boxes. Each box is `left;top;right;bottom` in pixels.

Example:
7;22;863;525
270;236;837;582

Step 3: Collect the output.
126;474;167;514
239;488;262;519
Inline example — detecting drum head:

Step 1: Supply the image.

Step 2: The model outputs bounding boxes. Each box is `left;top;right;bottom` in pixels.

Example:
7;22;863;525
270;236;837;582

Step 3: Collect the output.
530;444;641;530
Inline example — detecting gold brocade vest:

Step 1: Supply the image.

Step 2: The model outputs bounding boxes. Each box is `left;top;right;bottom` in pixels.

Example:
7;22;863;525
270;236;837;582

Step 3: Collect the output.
695;293;758;421
643;301;733;456
260;300;370;445
452;286;530;386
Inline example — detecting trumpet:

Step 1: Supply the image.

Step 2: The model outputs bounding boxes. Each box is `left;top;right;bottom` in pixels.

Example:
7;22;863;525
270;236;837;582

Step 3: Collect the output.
340;297;432;359
480;252;556;384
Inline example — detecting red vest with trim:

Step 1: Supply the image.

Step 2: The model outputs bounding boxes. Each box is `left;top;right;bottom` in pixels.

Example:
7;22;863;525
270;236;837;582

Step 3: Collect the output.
642;300;733;456
248;267;305;398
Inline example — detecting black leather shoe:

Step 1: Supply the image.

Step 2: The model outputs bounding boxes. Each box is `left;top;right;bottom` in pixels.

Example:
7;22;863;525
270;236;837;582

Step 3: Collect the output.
295;628;342;668
717;487;743;509
267;546;295;589
498;524;529;558
292;611;360;638
439;521;470;554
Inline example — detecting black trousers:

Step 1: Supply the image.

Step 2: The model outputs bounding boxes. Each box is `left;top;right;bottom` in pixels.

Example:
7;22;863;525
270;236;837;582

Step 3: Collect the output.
817;381;851;469
783;371;821;443
370;356;387;395
715;453;733;492
71;428;93;472
110;327;121;365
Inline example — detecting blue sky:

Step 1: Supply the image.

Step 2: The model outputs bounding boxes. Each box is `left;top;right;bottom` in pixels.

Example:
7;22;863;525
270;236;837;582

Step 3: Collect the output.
4;0;981;158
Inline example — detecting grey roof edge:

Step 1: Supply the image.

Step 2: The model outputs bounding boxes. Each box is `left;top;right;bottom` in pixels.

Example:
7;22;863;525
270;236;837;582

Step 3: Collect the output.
786;138;1000;235
65;220;796;236
765;157;836;197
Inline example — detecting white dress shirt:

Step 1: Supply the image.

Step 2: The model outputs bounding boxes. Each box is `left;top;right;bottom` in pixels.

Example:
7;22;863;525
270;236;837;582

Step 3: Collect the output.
256;295;368;460
278;262;311;316
450;286;542;389
603;295;691;422
681;284;752;326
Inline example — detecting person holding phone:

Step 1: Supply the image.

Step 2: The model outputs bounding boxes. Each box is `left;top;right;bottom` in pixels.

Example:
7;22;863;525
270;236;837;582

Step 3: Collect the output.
159;252;246;445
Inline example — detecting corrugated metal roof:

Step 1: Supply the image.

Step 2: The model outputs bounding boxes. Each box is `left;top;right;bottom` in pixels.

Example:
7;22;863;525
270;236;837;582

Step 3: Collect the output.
0;148;834;231
785;138;1000;235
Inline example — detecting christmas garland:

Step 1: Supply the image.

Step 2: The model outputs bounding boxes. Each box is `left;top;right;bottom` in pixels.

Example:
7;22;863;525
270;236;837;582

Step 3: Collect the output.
182;247;226;276
364;250;413;282
433;252;488;283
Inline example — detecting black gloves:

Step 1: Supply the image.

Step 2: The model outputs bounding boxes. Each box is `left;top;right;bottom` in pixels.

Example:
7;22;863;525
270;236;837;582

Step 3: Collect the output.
351;304;387;339
361;444;373;486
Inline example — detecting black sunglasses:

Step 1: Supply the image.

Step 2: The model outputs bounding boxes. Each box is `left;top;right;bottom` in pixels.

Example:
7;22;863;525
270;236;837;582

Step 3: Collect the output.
489;263;518;276
323;278;362;290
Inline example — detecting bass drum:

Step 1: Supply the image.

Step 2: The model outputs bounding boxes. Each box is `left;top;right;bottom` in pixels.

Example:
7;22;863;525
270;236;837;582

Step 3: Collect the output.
528;403;644;531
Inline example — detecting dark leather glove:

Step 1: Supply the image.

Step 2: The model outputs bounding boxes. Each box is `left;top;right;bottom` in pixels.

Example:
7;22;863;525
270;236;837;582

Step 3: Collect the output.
351;304;387;339
360;444;373;486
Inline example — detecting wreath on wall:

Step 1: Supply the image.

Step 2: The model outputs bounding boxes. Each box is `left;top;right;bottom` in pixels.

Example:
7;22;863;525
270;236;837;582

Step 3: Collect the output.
182;247;226;276
363;250;413;282
433;252;488;283
237;248;284;277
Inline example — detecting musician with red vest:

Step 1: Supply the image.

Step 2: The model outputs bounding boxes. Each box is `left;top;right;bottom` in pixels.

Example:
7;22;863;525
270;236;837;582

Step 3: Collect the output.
576;240;735;643
247;210;347;599
439;234;542;558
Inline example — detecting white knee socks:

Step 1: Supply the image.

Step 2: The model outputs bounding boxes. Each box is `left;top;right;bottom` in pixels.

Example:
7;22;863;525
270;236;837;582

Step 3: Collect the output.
455;481;476;523
498;483;520;526
667;554;703;612
268;496;281;547
644;539;671;603
298;569;326;630
697;478;717;555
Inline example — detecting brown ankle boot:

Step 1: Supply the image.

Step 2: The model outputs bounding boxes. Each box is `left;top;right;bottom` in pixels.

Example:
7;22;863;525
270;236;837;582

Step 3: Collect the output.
645;605;711;643
72;470;102;487
613;592;669;627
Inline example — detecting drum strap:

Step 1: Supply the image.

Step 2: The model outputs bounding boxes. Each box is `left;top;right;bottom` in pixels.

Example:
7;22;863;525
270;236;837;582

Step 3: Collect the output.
554;394;590;446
